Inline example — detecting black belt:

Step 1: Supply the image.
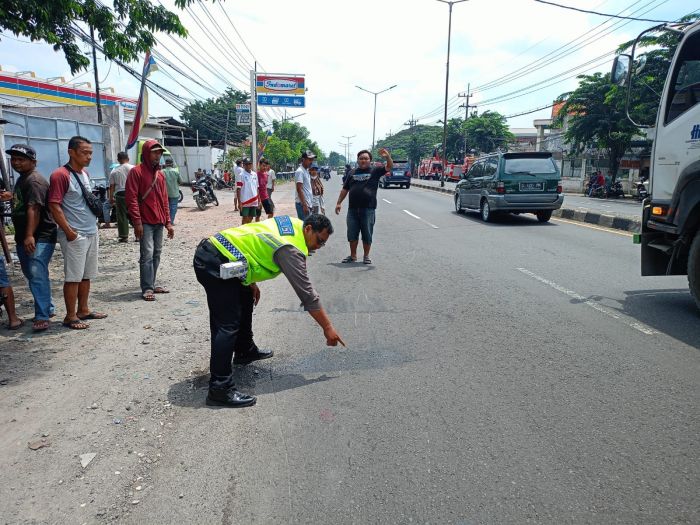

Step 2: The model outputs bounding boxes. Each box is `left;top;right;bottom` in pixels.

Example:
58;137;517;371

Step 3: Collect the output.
197;238;229;264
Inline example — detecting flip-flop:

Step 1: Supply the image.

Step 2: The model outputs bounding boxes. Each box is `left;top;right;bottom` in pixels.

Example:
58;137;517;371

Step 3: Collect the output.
142;290;156;301
62;319;89;330
341;256;356;263
363;256;372;265
77;312;108;320
153;286;170;294
8;319;24;330
32;320;50;331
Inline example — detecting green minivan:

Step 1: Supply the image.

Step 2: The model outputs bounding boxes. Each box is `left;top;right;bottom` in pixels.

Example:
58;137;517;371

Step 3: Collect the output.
454;152;564;222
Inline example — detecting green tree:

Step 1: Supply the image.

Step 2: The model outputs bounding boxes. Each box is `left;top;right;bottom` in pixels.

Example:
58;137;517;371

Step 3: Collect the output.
261;135;293;171
181;88;251;143
555;72;638;180
327;151;346;167
0;0;201;74
462;111;514;154
270;120;322;162
617;14;699;125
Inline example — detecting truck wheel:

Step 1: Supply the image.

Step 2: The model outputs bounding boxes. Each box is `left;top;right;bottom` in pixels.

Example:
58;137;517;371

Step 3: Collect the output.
689;231;700;311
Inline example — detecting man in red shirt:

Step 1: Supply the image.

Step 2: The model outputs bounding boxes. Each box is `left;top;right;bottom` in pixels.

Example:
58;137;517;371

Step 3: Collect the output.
125;140;175;301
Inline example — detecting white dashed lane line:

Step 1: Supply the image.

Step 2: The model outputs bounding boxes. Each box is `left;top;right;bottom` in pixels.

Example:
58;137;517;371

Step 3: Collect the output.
382;198;392;204
403;209;439;229
516;267;658;335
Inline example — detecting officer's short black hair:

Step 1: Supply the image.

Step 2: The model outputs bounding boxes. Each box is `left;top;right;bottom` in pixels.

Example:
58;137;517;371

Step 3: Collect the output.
304;214;333;235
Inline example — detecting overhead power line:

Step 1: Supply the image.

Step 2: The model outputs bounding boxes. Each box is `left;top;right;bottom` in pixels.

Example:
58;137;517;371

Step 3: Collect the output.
533;0;674;22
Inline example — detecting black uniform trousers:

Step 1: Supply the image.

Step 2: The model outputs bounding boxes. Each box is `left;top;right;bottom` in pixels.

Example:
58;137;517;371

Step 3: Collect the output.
193;240;255;389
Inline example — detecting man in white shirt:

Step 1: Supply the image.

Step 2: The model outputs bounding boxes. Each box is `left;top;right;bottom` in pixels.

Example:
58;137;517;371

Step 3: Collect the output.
295;150;315;219
109;151;133;242
266;166;276;204
236;158;260;224
233;159;243;211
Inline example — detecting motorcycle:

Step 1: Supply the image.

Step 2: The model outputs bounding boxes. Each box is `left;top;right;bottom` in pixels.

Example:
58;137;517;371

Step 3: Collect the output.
213;173;235;190
587;182;608;199
607;180;624;199
91;184;116;224
191;176;219;210
636;176;649;202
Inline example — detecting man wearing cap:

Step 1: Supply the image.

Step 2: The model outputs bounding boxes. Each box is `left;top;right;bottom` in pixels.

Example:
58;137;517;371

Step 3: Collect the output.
48;136;107;329
295;150;315;220
125;140;175;302
6;144;57;331
193;213;345;407
236;158;260;225
109;151;133;242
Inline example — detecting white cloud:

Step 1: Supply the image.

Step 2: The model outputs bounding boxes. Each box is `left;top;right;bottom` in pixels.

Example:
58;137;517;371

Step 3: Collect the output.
0;0;690;157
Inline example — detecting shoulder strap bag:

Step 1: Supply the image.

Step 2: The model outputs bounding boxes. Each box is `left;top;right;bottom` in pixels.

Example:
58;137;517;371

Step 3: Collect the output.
64;164;102;217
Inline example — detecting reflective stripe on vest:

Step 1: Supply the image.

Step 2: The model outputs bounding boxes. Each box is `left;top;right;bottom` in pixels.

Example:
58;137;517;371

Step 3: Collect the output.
209;216;308;285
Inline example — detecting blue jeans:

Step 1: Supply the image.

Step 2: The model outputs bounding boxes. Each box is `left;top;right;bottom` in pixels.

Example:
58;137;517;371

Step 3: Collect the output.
295;202;309;220
346;208;376;244
139;224;164;293
102;200;112;223
16;241;56;320
168;197;179;225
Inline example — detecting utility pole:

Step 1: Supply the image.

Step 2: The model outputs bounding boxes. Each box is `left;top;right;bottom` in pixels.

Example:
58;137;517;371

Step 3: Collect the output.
437;0;468;187
458;83;477;159
404;115;418;175
223;109;230;169
250;66;258;170
89;26;102;124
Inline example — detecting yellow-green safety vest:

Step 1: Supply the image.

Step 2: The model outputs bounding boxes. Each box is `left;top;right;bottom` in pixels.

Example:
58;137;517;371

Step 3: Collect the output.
209;215;308;285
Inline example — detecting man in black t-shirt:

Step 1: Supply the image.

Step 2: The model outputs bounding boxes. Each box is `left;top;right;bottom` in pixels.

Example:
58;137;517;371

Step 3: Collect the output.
7;144;57;331
335;148;392;264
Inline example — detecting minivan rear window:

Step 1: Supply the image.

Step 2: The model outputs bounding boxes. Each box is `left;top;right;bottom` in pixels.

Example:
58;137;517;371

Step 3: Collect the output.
503;157;557;175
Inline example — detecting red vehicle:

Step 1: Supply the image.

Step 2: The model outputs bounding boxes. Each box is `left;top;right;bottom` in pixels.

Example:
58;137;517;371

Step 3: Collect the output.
418;157;443;180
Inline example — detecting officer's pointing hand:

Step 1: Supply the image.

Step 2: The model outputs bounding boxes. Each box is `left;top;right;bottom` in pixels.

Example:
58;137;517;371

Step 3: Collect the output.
324;325;346;347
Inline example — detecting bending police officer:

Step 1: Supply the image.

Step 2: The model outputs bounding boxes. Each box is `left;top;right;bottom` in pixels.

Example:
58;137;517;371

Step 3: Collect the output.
193;213;344;408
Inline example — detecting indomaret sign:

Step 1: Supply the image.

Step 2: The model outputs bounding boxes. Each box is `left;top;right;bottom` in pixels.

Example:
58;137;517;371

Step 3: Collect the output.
255;75;305;95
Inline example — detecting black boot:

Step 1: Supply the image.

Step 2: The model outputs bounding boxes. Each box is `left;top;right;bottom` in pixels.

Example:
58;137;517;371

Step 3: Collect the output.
233;344;274;365
206;386;256;408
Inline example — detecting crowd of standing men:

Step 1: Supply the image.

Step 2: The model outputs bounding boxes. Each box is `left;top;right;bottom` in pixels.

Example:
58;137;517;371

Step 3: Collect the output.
0;137;174;331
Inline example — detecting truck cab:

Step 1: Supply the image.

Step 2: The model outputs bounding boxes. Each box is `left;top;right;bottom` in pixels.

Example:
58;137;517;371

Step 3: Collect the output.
612;21;700;309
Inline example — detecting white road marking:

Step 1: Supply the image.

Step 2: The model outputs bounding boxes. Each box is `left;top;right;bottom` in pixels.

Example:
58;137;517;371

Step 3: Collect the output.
382;198;392;204
403;209;439;229
516;267;659;335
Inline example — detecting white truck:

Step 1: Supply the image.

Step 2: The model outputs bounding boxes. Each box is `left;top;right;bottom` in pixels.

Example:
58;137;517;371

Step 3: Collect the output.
612;20;700;310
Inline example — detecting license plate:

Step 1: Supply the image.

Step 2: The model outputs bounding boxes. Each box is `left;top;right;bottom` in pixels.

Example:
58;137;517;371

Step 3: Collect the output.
519;182;544;191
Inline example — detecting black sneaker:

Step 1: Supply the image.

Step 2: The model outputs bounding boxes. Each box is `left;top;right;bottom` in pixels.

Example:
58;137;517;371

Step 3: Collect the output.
206;387;256;408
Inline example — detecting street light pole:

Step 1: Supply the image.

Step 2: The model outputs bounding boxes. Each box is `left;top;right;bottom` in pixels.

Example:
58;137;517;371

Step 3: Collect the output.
356;84;397;154
342;135;356;164
437;0;468;187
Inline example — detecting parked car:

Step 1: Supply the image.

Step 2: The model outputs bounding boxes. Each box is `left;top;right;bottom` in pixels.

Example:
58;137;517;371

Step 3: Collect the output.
454;152;563;222
380;160;411;189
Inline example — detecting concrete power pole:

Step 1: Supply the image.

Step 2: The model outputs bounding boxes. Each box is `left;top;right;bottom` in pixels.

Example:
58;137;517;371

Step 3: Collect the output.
458;83;477;159
403;115;418;175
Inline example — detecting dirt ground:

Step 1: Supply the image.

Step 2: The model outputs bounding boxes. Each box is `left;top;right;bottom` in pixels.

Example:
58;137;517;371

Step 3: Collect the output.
0;181;297;524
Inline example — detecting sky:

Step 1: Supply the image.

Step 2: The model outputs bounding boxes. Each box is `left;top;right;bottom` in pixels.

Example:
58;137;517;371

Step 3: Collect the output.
0;0;695;159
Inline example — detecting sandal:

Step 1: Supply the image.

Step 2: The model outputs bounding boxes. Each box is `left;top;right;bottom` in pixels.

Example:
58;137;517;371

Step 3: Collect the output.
153;286;170;294
77;312;108;320
62;319;89;330
341;256;357;263
8;319;24;330
142;290;156;301
363;256;372;265
32;320;50;332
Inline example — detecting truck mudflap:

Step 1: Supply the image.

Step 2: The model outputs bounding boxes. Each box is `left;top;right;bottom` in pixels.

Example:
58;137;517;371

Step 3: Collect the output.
640;203;688;276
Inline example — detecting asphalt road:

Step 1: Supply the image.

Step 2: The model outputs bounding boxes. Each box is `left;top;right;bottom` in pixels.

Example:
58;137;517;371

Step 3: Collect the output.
131;178;699;524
